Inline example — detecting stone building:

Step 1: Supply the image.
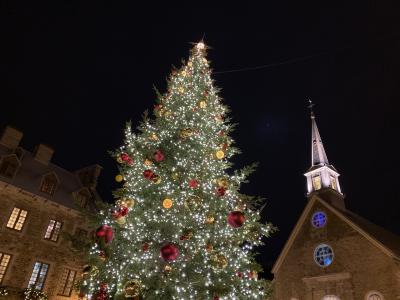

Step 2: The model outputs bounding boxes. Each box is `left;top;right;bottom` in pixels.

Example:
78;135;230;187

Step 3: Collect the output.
0;126;102;299
271;111;400;300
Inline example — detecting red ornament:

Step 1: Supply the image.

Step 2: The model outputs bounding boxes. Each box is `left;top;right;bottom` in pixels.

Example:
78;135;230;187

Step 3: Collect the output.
213;296;219;300
236;271;243;278
228;211;245;228
142;242;149;251
154;149;165;162
121;153;133;165
248;271;257;279
216;187;226;197
93;283;108;300
96;225;114;244
189;179;199;188
154;104;162;110
112;206;129;218
160;243;179;262
222;143;228;151
143;169;155;180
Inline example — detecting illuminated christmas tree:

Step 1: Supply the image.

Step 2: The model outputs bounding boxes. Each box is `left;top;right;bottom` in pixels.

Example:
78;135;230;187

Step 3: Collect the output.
82;42;274;300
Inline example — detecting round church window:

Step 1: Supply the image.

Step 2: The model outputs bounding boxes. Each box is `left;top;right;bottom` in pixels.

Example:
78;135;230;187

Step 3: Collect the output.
314;244;334;267
311;211;327;228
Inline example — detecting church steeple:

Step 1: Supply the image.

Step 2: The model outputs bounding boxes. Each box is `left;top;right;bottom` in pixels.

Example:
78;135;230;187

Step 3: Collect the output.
304;101;343;203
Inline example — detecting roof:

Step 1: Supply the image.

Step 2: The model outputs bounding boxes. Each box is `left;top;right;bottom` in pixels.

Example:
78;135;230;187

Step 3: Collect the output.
0;144;96;210
272;195;400;274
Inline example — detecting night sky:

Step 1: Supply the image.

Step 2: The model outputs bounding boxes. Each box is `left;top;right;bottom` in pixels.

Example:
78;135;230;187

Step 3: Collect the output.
1;2;400;278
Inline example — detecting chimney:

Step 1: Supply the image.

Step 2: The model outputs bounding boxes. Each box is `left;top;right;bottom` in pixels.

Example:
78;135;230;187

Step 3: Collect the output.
0;126;23;150
34;144;54;165
76;164;103;189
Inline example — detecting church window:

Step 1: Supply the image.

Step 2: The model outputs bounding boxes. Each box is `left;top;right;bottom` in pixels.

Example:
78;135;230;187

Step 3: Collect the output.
312;174;322;190
311;211;327;228
330;175;337;190
6;207;28;231
314;244;334;267
322;296;340;300
40;173;58;196
365;291;384;300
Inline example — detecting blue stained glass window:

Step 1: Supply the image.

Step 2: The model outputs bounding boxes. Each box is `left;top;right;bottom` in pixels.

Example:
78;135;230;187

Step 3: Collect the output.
314;244;334;267
311;211;327;228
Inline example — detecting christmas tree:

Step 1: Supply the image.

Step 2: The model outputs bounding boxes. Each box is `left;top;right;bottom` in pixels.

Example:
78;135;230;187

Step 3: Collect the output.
82;42;274;300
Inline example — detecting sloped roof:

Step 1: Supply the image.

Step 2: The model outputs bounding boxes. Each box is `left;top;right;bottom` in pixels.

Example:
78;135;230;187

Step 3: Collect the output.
272;195;400;274
0;144;87;209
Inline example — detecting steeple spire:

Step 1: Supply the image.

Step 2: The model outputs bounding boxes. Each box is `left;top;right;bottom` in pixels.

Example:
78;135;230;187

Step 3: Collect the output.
304;100;343;202
309;100;329;166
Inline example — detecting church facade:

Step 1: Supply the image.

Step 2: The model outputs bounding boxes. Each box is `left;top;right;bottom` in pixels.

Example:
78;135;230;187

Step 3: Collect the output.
271;111;400;300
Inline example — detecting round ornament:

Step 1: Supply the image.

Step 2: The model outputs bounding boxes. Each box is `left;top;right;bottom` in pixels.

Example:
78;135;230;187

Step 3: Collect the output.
210;253;228;270
96;225;114;244
199;100;207;108
154;149;165;162
217;178;229;188
121;153;133;165
181;70;187;77
215;150;225;159
142;242;149;251
150;133;158;141
189;179;199;188
124;198;135;208
163;198;173;209
164;264;172;273
116;216;126;225
112;206;129;219
205;214;215;224
180;128;193;139
144;159;153;166
124;279;141;298
116;156;123;164
152;174;161;184
216;187;226;197
115;174;123;182
178;87;184;94
160;244;179;262
143;169;155;180
187;61;193;67
205;243;213;253
228;211;245;228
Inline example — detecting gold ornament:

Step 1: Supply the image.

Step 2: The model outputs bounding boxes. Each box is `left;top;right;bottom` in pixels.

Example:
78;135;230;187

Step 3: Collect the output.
178;87;184;94
116;156;123;164
152;174;161;184
115;174;123;182
215;150;225;159
164;265;172;272
184;195;202;211
82;265;99;277
144;159;153;166
205;214;215;224
163;198;173;209
217;178;229;188
205;243;213;253
171;172;180;181
199;100;207;108
124;279;141;298
116;216;126;225
210;253;228;270
181;70;187;77
180;128;193;139
164;110;172;117
124;198;135;208
150;133;158;141
187;61;193;67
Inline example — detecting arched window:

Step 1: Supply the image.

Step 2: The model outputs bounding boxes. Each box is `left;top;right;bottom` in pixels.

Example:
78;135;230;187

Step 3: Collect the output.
330;175;338;190
40;173;58;196
322;296;340;300
365;291;384;300
314;244;334;267
312;174;322;190
311;211;327;228
0;155;20;179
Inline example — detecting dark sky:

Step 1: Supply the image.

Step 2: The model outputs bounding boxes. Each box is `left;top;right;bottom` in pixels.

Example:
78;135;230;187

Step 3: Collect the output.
1;2;400;278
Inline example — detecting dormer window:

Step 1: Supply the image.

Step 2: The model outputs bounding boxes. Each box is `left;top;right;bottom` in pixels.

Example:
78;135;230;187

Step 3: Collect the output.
312;174;322;190
40;173;58;196
0;155;20;179
75;189;91;208
330;175;337;190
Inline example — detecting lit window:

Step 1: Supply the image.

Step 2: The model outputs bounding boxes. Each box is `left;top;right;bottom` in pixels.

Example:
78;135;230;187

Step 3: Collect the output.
314;244;334;267
44;220;62;242
0;252;11;284
6;207;28;231
28;262;49;291
322;296;340;300
40;174;58;195
58;268;76;297
311;211;327;228
366;291;384;300
312;175;322;190
0;155;20;178
330;175;337;190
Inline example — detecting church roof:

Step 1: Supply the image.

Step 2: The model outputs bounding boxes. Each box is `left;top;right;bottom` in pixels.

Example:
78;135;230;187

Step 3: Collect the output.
272;195;400;274
311;112;329;167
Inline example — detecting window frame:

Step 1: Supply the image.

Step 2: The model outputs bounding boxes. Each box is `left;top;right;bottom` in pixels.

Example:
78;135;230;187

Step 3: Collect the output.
311;211;327;228
0;154;21;179
39;173;59;196
44;219;63;242
57;268;77;297
0;252;12;284
312;174;322;190
6;207;28;231
314;243;334;268
365;291;384;300
28;261;50;291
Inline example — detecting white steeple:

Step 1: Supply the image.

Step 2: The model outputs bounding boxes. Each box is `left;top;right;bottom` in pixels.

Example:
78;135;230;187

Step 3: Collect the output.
304;101;343;196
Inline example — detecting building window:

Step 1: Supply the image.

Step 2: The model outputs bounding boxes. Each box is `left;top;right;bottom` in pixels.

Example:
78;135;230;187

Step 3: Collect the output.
314;244;334;267
28;262;49;291
44;220;62;242
58;268;76;297
365;291;384;300
311;211;327;228
6;207;28;231
322;296;340;300
0;155;20;178
330;175;337;190
40;174;58;196
312;174;322;190
0;252;11;284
